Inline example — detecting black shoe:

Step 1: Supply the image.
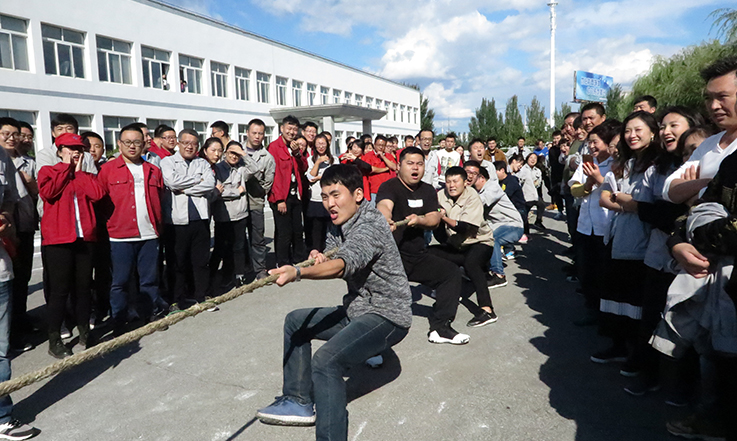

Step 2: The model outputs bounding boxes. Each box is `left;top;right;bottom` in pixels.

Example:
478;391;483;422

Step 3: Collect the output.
9;341;33;354
428;324;470;345
487;274;508;289
619;360;640;377
534;222;547;231
48;333;72;359
236;275;248;287
466;310;498;328
590;346;627;364
624;377;660;396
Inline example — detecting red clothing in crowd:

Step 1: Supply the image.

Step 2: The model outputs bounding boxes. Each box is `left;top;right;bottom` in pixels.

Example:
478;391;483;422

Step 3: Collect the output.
267;136;308;203
38;162;105;245
363;151;396;194
339;153;371;201
97;156;164;239
147;141;173;160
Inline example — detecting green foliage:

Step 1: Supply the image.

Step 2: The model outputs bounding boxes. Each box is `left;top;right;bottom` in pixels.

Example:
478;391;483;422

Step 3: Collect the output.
605;84;628;121
627;40;737;117
468;98;502;142
553;102;572;129
525;96;549;142
420;93;435;132
710;8;737;44
502;95;525;146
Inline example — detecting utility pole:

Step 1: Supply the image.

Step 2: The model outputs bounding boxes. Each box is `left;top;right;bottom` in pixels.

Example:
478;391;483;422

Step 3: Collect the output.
548;1;558;128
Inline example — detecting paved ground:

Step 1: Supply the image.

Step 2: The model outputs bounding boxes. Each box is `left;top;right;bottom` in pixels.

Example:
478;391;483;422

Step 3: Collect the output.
8;210;689;440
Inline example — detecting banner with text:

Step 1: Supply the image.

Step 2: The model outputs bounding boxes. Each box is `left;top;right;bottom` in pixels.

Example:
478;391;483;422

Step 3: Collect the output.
573;71;613;103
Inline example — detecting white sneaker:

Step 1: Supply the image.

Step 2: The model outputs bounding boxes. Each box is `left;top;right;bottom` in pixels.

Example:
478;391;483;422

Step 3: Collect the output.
365;354;383;368
428;328;470;345
0;420;40;440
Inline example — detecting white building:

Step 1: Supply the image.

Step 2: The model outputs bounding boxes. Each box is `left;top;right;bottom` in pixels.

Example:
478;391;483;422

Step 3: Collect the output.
0;0;421;155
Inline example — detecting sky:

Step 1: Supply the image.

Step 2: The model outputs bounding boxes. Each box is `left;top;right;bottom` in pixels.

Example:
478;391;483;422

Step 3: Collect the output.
168;0;734;133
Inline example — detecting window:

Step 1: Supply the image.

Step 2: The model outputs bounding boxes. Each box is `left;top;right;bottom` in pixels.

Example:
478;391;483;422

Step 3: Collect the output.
209;61;228;98
0;109;34;126
179;54;203;94
400;105;405;123
333;89;341;104
344;92;352;105
292;80;303;107
307;84;316;106
376;99;382;110
97;36;132;84
334;130;343;154
237;124;249;144
184;121;208;145
384;101;391;119
146;118;175;132
320;86;329;105
276;76;287;106
235;67;250;101
366;97;373;108
257;72;270;103
0;14;29;71
264;126;274;145
393;103;398;121
414;108;418;124
355;95;363;107
141;46;170;90
103;116;138;151
41;24;85;78
50;112;92;133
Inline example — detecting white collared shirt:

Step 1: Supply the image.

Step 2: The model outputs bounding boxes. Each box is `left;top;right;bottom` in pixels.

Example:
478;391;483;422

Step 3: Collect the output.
569;156;613;237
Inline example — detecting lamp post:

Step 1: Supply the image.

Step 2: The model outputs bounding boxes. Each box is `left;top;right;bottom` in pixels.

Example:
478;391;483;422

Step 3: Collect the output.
548;1;558;128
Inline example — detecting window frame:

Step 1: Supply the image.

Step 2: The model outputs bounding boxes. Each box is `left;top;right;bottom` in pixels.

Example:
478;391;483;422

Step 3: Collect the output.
178;54;203;94
41;23;86;79
256;72;270;104
141;45;170;90
0;13;29;71
235;67;251;101
96;35;132;85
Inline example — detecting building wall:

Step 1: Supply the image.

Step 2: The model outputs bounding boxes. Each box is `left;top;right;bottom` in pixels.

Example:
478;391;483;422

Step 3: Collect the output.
0;0;420;154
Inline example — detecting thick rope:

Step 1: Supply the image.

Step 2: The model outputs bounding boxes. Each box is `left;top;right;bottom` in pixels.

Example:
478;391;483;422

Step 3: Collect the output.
0;217;412;397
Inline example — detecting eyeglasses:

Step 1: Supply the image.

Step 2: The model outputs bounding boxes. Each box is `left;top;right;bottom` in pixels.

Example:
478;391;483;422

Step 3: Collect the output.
19;134;33;141
0;132;19;140
120;140;144;147
179;141;199;147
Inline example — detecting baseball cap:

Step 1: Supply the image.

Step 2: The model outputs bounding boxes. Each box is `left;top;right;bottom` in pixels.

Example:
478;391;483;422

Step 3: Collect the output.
55;133;85;150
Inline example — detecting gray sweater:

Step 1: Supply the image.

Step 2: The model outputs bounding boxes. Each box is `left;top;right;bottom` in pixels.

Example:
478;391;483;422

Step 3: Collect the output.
325;201;413;329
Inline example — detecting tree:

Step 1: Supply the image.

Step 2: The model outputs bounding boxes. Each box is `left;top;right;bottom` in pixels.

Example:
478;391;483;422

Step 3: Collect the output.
628;40;737;116
605;83;627;121
468;98;502;142
502;95;525;147
525;96;549;142
710;8;737;44
553;102;572;129
420;93;435;132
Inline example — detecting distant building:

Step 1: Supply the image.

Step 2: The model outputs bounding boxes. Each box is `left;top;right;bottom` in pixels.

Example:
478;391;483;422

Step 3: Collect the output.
0;0;420;155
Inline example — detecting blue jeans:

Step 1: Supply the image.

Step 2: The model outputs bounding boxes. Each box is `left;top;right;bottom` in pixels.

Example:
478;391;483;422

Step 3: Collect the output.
0;280;13;423
282;306;408;441
490;225;524;276
110;239;167;321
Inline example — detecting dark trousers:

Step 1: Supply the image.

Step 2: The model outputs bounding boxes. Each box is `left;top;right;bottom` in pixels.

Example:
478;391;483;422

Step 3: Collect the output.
43;239;93;333
170;221;210;304
429;243;494;310
270;195;307;267
523;200;545;235
247;207;267;274
211;218;249;284
110;239;167;322
161;225;176;304
91;235;112;319
563;194;579;245
282;306;408;441
10;231;34;340
401;251;462;331
305;201;330;253
577;234;610;310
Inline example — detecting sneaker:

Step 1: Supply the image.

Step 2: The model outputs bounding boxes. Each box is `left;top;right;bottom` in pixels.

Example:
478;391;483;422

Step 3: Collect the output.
466;310;498;328
624;377;660;396
487;274;508;289
255;270;269;281
256;396;316;426
9;342;33;354
664;392;690;408
619;360;640;377
518;234;528;244
590;346;627;364
666;413;726;441
428;325;470;345
0;419;40;440
60;325;72;340
504;251;516;260
365;354;383;368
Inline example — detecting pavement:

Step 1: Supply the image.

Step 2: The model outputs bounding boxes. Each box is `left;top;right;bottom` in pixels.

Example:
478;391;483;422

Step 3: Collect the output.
8;209;689;441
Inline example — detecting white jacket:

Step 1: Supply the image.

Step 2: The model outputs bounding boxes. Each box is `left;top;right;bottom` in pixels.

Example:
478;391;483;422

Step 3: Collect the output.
160;152;216;225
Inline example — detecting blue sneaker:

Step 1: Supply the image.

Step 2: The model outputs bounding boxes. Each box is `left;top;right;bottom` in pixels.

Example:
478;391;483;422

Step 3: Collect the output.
256;396;316;426
504;251;516;260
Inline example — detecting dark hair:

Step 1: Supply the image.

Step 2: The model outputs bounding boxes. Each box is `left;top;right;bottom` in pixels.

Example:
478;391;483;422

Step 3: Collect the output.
281;115;300;127
178;128;200;141
51;113;78;132
302;121;318;131
618;111;662;175
226;140;243;150
312;134;333;163
320;164;364;194
388;136;398;143
375;134;387;143
154;124;175;138
581;102;606;116
319;131;332;138
445;132;457;141
634;95;657;109
486;136;497;142
700;56;737;82
348;139;365;153
493;161;507;171
677;126;717;161
445;166;466;181
420;129;434;137
18;121;33;136
247;118;265;129
477;166;490;180
464;160;482;170
658;106;705;130
552;130;561;137
0;117;20;131
120;123;144;138
653;107;706;173
509;154;525;164
132;122;148;132
563;112;580;121
80;131;104;149
468;138;485;149
572;116;583;130
518;137;525;141
360;134;373;143
404;135;414;142
199;137;224;161
210;120;229;136
588;119;622;146
345;136;356;145
399;146;423;162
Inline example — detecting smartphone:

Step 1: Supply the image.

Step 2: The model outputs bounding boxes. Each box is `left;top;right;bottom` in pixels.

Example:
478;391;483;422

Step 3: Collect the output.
582;154;594;164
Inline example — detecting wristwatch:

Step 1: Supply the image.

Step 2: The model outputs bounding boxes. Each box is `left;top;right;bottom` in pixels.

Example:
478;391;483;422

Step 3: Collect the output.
294;265;301;282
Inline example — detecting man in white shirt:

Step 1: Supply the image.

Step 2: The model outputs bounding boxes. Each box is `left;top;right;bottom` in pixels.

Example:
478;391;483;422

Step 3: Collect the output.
435;133;461;186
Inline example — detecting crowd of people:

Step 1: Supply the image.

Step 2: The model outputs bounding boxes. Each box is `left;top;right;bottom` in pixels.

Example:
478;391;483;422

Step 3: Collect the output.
0;55;735;440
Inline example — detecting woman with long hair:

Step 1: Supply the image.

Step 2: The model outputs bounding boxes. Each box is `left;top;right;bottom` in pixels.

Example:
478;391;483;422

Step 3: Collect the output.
304;134;338;251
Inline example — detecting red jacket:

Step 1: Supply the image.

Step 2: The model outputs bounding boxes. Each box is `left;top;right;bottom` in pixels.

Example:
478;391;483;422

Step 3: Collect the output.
98;156;164;239
39;162;104;245
339;154;371;201
267;136;308;203
364;151;396;194
147;142;172;161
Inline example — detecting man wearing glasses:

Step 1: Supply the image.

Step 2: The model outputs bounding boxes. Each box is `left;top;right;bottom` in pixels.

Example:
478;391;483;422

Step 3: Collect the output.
147;125;177;168
160;129;215;311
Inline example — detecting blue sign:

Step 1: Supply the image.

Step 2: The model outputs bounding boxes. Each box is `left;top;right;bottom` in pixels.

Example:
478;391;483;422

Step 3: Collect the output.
573;71;613;103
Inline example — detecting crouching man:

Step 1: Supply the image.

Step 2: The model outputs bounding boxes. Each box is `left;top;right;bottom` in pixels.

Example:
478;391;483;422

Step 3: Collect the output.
256;164;412;441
